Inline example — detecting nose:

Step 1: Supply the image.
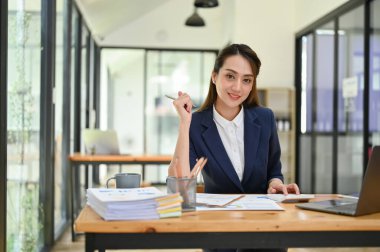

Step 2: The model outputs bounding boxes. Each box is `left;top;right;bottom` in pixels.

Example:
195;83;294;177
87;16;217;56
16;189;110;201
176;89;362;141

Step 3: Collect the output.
232;78;243;92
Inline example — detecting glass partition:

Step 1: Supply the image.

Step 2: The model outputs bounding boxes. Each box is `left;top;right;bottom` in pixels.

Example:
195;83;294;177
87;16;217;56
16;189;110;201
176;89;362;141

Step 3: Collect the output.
7;1;42;250
145;50;215;181
370;0;380;148
100;49;216;183
54;0;66;234
100;49;146;181
296;0;378;195
337;6;364;194
313;22;335;193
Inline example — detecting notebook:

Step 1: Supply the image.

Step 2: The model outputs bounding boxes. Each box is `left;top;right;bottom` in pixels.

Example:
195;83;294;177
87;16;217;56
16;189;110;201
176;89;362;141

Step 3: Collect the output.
82;129;120;155
296;145;380;216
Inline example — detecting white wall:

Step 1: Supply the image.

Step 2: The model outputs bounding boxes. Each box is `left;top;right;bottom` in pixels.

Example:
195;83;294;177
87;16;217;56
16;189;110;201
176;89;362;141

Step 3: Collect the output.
232;0;296;88
103;0;228;49
294;0;348;32
231;0;348;88
80;0;350;89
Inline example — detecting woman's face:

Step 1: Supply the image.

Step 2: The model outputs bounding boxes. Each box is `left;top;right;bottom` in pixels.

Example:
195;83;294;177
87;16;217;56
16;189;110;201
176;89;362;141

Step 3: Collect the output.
212;54;254;118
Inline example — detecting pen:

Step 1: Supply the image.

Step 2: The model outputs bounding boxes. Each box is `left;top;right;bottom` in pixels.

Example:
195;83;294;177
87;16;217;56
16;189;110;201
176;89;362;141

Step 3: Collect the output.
165;94;198;108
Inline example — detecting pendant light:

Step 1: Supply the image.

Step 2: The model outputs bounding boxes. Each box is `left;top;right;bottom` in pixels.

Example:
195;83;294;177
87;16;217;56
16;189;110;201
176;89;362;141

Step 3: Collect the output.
185;8;205;27
194;0;219;8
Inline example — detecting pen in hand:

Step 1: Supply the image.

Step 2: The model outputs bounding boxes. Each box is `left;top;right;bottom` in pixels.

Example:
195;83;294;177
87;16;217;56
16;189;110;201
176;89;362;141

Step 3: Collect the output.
165;94;198;108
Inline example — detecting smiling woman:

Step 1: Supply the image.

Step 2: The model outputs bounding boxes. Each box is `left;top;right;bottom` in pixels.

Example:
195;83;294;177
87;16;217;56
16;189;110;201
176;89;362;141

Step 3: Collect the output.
168;43;299;252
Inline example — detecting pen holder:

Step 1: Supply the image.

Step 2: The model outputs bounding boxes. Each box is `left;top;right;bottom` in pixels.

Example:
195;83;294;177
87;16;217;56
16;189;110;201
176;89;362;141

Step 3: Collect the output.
166;176;196;212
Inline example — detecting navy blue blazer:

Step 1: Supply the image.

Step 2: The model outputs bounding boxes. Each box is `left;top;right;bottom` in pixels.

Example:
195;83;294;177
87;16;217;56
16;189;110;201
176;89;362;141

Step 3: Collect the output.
189;106;283;194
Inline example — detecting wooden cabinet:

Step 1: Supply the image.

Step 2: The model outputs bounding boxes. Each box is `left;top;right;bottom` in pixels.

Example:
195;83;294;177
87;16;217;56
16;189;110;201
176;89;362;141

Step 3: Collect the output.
258;87;295;184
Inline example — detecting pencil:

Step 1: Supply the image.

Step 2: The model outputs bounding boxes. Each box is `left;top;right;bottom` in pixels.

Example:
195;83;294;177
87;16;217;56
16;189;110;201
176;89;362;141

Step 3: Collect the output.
190;157;205;178
195;158;207;177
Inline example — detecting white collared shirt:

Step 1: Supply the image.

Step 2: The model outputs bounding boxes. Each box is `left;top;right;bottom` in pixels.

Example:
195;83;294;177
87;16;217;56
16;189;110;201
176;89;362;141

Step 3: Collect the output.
213;105;245;181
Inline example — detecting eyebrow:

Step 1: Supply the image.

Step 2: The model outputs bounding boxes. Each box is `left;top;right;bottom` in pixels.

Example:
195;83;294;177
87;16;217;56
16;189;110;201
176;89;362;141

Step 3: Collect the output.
225;68;254;77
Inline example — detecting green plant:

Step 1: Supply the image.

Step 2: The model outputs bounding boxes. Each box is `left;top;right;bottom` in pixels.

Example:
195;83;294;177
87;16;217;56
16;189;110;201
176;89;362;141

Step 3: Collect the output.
7;8;41;252
20;184;43;252
8;10;34;165
7;182;43;252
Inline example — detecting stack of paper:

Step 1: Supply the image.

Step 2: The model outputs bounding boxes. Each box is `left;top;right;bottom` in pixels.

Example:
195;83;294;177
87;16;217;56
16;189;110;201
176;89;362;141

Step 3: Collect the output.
87;187;183;220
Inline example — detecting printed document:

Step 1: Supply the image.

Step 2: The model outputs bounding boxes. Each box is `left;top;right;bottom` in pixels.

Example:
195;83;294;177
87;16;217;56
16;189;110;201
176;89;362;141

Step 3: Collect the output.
196;195;283;211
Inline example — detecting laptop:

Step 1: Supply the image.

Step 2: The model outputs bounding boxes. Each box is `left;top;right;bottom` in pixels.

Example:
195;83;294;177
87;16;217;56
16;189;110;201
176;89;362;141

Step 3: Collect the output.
82;129;120;155
296;145;380;216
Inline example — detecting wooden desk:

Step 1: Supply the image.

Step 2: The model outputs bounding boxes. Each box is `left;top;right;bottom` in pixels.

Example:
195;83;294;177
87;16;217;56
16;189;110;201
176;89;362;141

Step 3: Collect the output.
75;195;380;252
69;153;172;241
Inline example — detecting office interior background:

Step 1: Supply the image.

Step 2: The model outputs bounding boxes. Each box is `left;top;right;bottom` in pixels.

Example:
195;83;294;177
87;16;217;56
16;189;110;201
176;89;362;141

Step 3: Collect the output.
1;0;380;251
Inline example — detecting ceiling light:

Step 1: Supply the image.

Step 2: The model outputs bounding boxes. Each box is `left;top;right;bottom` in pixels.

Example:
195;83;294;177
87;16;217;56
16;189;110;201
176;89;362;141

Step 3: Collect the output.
194;0;219;8
185;8;205;27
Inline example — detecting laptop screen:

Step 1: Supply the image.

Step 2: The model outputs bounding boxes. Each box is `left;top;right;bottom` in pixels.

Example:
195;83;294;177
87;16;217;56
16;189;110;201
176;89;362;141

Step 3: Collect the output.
82;129;120;155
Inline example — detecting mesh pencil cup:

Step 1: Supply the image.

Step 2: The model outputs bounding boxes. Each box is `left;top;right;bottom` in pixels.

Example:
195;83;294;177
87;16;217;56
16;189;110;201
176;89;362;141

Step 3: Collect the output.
166;176;196;211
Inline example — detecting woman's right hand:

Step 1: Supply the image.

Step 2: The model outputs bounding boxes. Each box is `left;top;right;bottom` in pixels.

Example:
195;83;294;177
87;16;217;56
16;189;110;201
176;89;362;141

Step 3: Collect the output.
173;91;193;124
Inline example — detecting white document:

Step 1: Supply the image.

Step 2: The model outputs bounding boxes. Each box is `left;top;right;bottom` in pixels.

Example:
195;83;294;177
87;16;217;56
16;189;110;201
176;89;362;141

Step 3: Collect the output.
196;193;244;207
196;195;283;211
87;187;166;202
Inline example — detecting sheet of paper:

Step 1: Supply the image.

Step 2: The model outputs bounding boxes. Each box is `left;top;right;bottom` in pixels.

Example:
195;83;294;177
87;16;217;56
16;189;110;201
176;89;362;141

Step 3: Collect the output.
197;195;283;211
196;193;244;207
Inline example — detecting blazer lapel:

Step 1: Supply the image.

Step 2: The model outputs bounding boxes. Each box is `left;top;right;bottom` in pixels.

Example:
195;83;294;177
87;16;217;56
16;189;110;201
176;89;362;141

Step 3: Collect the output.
242;109;261;185
200;110;243;191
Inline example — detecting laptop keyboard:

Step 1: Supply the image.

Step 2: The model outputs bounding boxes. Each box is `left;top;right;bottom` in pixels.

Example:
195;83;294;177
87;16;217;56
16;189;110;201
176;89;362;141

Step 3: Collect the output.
327;203;357;214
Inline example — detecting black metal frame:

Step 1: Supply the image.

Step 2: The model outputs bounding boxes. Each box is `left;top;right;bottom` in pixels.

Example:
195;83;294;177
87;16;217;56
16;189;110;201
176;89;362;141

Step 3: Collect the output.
92;41;101;184
93;42;101;129
85;34;91;130
295;0;372;193
294;36;301;186
84;231;380;252
61;0;73;225
72;8;82;215
143;50;148;154
102;45;218;53
363;0;370;174
310;31;316;193
73;10;82;154
332;19;339;194
84;28;90;190
0;0;8;251
40;0;56;249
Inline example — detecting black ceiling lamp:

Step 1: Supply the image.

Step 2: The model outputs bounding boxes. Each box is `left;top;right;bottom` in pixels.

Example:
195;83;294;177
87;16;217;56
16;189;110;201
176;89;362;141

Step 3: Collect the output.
185;8;205;27
194;0;219;8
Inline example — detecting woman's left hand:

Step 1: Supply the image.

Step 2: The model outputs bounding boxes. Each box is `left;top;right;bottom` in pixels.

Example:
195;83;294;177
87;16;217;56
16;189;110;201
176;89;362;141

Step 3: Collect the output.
267;179;300;195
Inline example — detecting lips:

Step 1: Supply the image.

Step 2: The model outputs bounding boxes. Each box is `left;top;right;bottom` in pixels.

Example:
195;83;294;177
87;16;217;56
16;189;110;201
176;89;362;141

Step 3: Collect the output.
228;93;241;100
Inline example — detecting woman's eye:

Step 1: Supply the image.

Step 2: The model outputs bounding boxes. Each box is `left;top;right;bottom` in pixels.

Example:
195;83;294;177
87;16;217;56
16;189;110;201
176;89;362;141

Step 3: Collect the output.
226;74;235;80
243;79;252;84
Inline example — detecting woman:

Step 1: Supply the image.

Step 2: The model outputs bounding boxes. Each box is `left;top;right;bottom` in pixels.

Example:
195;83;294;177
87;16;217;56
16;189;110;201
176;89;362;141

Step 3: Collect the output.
169;44;299;252
169;43;299;198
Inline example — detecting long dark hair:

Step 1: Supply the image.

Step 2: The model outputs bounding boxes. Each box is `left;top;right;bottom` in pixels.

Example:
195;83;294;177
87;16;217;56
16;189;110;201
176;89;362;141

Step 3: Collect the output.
198;44;261;111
